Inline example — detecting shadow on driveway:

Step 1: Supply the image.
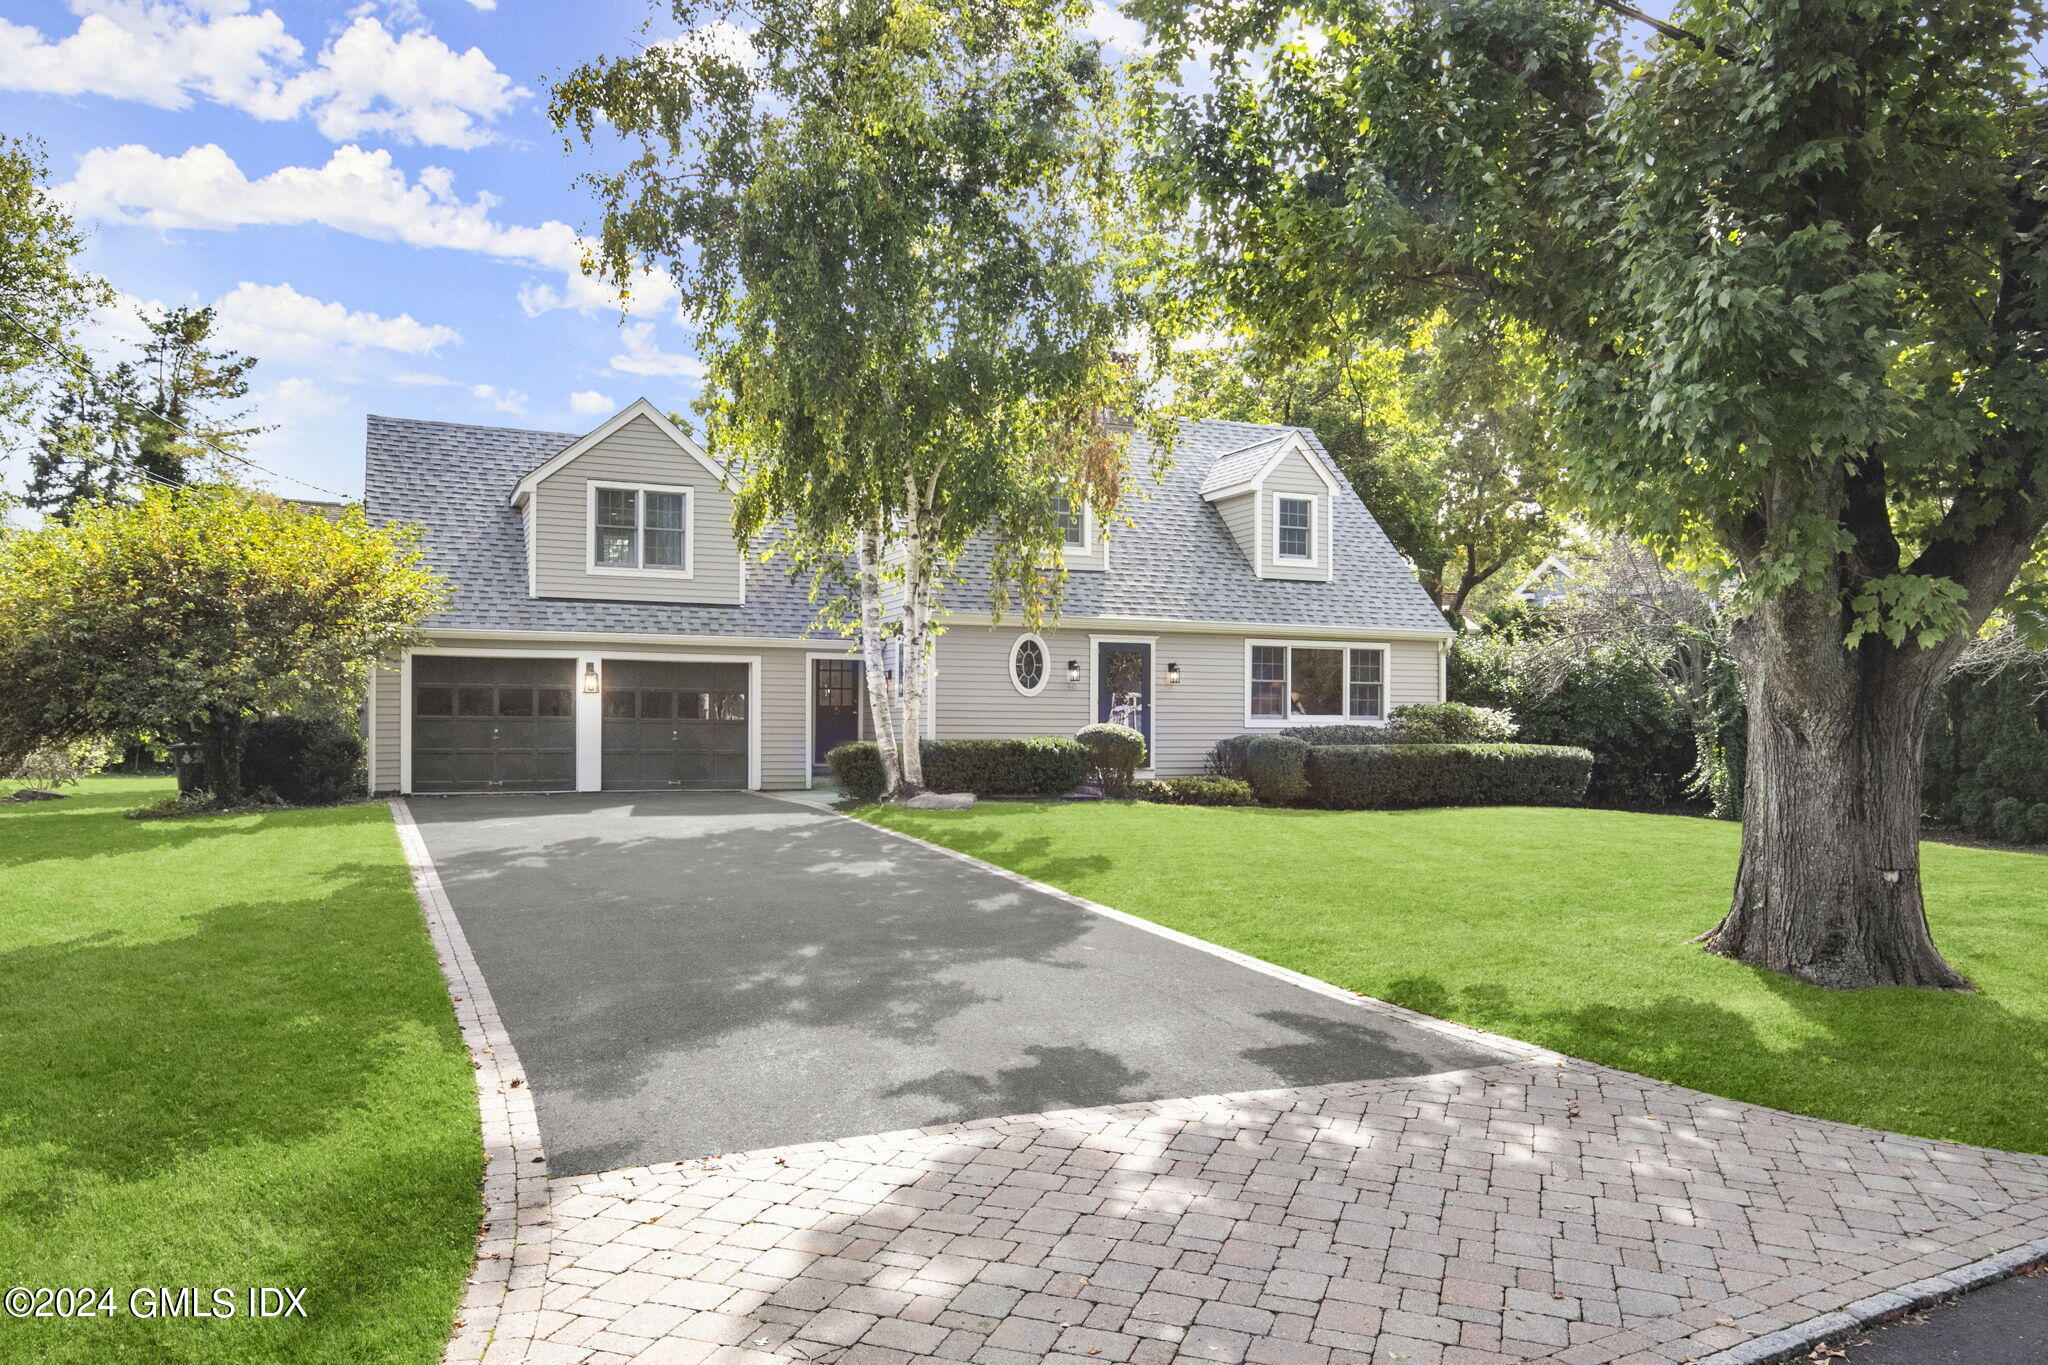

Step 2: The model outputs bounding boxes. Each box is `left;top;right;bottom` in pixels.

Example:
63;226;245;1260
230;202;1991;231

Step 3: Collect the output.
408;791;1512;1175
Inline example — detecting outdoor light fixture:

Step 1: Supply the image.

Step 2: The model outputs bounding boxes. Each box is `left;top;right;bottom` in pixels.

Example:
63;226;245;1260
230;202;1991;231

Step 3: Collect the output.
1166;661;1182;684
1066;658;1081;683
582;662;601;694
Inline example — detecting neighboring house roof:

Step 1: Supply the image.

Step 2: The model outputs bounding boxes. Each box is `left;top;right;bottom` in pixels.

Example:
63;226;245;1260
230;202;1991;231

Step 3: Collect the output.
364;413;1452;638
1512;554;1578;602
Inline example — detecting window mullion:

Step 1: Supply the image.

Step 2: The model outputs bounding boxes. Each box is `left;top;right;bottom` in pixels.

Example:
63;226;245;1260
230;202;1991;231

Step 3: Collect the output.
633;489;645;570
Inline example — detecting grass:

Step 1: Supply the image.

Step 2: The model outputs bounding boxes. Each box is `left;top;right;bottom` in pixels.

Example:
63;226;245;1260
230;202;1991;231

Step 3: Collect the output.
861;800;2048;1156
0;777;481;1364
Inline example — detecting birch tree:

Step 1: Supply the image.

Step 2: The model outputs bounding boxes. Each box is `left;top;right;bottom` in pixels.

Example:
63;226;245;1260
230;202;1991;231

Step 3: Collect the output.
552;0;1142;795
1136;0;2048;989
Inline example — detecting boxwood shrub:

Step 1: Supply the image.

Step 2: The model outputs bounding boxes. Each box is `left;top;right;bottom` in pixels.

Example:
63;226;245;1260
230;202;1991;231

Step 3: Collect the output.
1132;776;1255;806
826;738;1089;801
1076;723;1147;797
1245;735;1310;805
1304;742;1593;810
1282;723;1399;746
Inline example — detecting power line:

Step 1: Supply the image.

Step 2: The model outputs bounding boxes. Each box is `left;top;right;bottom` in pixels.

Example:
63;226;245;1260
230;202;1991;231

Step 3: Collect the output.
0;301;354;501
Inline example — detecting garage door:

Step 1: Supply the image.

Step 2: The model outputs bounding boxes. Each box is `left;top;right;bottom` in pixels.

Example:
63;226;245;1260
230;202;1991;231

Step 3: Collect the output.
601;659;749;790
411;656;577;793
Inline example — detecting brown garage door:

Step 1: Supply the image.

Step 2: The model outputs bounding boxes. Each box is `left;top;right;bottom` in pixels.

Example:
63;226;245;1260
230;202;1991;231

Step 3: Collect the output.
601;659;749;791
411;656;577;793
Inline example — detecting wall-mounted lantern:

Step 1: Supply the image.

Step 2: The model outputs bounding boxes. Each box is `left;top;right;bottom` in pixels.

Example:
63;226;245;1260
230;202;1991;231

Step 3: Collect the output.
1166;661;1182;685
1066;659;1081;683
582;661;601;693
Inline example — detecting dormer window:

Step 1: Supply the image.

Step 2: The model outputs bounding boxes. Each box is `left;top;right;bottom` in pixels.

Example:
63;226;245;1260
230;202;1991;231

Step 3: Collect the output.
590;482;692;575
1055;494;1091;553
1275;496;1315;562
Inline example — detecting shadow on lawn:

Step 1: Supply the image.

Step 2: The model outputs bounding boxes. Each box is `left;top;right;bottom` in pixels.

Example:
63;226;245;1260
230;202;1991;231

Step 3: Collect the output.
0;857;460;1219
1379;967;2048;1155
0;785;389;872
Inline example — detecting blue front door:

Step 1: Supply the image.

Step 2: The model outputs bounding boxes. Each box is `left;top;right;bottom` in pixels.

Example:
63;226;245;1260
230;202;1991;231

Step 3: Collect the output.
1096;641;1152;747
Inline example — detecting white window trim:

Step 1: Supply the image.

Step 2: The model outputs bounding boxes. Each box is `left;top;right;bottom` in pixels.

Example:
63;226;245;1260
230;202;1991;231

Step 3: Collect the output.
1243;638;1391;728
1272;494;1320;566
1060;501;1095;556
586;481;696;578
1009;632;1051;697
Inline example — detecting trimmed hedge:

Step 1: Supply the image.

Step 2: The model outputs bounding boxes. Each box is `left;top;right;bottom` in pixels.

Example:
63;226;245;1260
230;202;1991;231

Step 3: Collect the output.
1282;723;1399;746
826;738;1089;801
1077;723;1147;797
241;715;362;805
1132;776;1255;806
1245;735;1310;804
1390;701;1518;744
1304;742;1593;810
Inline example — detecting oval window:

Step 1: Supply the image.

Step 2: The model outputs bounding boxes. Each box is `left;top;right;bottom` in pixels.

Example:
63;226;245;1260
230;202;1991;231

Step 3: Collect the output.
1010;634;1048;696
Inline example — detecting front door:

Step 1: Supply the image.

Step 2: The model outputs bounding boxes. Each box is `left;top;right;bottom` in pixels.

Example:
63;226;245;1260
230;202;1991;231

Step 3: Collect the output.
813;659;863;771
1095;641;1152;748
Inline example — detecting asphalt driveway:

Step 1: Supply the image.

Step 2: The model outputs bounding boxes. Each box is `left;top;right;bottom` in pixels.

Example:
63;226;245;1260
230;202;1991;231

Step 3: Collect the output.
406;791;1512;1176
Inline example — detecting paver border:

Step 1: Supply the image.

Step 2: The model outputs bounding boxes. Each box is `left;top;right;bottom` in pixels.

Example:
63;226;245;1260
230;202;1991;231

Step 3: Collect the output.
390;798;552;1365
1696;1241;2048;1365
791;793;2048;1363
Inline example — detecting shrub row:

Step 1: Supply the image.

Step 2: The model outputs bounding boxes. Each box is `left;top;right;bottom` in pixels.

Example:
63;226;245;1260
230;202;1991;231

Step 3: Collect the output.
827;738;1089;801
1132;776;1255;806
1305;743;1594;810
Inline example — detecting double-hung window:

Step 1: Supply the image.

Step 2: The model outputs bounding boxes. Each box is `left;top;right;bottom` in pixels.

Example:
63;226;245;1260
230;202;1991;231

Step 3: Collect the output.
1248;644;1387;722
1274;496;1314;562
1054;494;1089;552
592;484;690;572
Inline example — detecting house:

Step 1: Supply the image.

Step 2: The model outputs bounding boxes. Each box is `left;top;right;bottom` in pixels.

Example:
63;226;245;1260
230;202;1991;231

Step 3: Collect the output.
1510;554;1578;608
361;398;1453;794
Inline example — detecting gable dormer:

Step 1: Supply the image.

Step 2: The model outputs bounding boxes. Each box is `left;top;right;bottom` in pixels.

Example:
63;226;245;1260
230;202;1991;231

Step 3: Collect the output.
509;398;744;605
1199;430;1339;582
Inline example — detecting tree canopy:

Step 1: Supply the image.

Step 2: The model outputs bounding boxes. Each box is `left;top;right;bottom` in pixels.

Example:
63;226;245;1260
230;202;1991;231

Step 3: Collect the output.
1132;0;2048;988
0;486;444;800
553;0;1147;791
0;134;107;442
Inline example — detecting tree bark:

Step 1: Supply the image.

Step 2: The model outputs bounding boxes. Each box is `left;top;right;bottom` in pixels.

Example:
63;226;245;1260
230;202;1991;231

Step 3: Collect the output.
853;520;903;798
896;517;931;796
1704;592;1971;991
200;707;246;805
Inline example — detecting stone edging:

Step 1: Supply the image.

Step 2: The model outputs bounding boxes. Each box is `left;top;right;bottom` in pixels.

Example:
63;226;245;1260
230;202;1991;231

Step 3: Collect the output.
389;799;551;1365
783;794;2048;1363
1697;1240;2048;1365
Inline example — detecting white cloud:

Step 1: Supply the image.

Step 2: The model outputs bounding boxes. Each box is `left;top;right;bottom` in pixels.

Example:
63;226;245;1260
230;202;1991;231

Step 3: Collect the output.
0;3;522;149
211;281;460;359
470;383;527;414
608;322;707;379
568;389;615;416
63;144;682;318
1083;1;1147;54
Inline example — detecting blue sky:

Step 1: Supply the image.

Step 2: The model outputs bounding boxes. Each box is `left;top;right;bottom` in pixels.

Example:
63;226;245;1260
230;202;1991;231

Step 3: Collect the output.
0;0;778;502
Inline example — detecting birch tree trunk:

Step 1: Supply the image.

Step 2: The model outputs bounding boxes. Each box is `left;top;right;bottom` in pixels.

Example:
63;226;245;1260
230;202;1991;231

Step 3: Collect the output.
854;518;903;798
1703;590;1971;991
897;517;930;795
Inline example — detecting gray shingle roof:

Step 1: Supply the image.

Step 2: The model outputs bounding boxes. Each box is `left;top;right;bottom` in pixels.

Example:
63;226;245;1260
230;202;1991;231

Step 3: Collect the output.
1197;433;1293;495
364;413;1452;638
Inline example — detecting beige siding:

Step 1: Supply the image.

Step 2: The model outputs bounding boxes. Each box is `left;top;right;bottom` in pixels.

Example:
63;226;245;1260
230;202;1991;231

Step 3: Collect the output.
529;415;745;604
367;634;823;793
1259;448;1333;581
1213;491;1257;571
933;626;1445;777
369;659;404;792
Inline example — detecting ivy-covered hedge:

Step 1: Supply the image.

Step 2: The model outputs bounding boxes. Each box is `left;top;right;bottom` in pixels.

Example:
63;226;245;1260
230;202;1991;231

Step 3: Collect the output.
827;738;1089;801
1132;776;1255;806
1304;743;1593;810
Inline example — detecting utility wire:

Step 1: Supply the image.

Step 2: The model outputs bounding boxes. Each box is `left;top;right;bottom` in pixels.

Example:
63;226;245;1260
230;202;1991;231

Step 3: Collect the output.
0;301;355;501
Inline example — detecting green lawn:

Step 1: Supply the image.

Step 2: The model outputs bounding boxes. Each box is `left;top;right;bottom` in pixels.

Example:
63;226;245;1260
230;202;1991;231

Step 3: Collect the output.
863;801;2048;1156
0;777;481;1364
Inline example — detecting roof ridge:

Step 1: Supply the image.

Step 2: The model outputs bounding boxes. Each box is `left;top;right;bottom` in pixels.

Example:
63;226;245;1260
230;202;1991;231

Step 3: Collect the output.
368;413;578;442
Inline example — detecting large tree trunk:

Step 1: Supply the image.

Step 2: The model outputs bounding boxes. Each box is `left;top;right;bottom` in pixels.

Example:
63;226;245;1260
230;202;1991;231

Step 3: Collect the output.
854;520;903;798
1704;593;1970;991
